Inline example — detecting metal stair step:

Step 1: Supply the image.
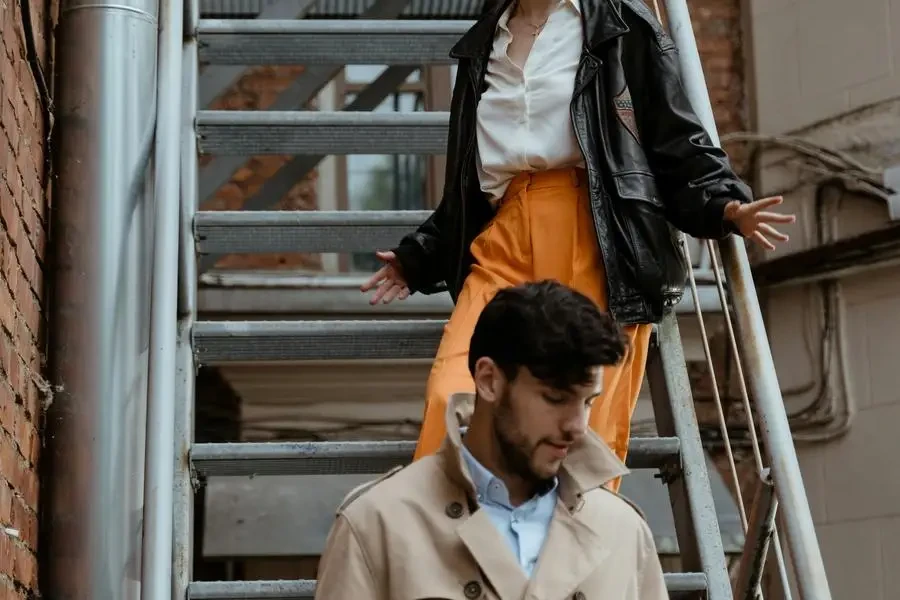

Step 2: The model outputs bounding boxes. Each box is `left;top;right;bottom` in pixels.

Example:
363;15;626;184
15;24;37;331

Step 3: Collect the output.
198;19;471;65
191;437;681;477
187;573;707;599
197;111;449;155
195;210;432;254
194;319;446;363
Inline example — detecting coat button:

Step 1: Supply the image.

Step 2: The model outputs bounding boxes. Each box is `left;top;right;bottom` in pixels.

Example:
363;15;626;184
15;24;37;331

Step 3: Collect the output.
573;592;586;600
464;580;482;598
445;501;464;519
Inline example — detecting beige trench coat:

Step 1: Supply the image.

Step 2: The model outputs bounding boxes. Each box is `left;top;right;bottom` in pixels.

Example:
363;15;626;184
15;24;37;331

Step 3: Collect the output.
315;393;669;600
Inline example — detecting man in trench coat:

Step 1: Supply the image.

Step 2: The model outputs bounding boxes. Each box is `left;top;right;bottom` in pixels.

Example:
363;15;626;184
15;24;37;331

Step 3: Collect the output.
315;281;668;599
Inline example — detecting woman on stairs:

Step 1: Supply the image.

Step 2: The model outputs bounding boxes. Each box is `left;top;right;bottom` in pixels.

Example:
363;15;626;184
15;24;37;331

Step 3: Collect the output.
361;0;794;488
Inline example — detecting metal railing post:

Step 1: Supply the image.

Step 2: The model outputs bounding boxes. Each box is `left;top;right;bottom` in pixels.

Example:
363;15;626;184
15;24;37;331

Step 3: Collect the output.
142;0;184;595
661;1;832;597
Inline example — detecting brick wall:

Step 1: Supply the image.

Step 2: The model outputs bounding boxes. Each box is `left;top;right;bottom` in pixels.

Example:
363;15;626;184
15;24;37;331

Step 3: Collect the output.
0;0;56;597
657;0;750;175
202;66;321;271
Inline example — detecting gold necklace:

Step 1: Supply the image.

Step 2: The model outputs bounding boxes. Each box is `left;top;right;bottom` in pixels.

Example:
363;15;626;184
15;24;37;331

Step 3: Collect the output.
514;1;550;37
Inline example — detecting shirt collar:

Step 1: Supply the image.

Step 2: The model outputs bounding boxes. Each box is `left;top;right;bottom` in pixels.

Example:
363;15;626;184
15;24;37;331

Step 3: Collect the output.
497;0;582;32
438;393;629;509
460;441;558;508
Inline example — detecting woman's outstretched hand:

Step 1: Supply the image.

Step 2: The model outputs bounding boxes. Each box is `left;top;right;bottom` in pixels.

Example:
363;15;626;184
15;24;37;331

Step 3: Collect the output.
360;250;410;305
724;196;796;250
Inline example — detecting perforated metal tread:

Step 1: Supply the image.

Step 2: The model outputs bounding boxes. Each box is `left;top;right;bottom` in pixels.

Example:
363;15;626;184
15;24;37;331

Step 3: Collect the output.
195;210;432;254
193;319;446;363
198;19;471;65
191;437;681;477
197;111;449;155
187;573;708;598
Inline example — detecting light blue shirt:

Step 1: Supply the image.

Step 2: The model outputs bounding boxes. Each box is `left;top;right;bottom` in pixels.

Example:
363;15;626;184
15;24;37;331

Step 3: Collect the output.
460;443;559;577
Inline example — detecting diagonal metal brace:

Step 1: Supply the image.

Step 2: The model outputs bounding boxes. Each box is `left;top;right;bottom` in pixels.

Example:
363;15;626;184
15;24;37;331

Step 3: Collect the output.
197;65;417;273
733;468;779;600
197;0;414;205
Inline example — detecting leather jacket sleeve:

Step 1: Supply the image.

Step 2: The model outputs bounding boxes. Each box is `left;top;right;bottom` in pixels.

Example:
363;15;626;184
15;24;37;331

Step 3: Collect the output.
390;64;473;295
392;199;449;295
620;7;754;240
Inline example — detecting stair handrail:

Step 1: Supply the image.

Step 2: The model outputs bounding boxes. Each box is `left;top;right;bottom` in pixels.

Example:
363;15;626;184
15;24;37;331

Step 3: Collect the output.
662;1;831;597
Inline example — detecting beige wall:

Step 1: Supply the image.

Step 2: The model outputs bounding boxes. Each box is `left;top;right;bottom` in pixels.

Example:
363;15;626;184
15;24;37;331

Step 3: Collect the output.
749;0;900;597
751;0;900;133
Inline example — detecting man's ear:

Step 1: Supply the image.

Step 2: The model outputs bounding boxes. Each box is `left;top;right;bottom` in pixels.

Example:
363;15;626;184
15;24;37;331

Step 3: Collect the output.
472;356;505;405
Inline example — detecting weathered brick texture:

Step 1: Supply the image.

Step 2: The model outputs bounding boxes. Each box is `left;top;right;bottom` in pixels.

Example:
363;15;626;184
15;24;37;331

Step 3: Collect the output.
0;0;55;597
688;0;750;174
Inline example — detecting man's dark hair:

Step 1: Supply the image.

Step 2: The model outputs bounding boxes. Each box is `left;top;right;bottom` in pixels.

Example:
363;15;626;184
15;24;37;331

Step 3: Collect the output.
468;280;629;390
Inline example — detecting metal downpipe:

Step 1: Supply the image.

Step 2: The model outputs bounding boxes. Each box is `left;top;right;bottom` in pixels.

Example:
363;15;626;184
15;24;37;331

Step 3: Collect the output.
45;1;159;598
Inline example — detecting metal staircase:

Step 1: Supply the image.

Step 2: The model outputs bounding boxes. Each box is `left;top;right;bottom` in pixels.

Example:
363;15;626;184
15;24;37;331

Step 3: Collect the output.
142;0;833;598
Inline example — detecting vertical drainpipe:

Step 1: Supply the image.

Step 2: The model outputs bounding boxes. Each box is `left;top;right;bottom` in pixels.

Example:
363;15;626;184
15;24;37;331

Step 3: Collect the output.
44;1;159;599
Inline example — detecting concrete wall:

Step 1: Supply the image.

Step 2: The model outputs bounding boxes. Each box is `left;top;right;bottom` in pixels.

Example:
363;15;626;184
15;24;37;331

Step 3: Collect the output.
748;0;900;597
0;0;57;596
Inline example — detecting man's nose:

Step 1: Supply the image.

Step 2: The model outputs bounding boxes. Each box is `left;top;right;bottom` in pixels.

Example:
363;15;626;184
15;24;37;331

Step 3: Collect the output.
561;403;589;438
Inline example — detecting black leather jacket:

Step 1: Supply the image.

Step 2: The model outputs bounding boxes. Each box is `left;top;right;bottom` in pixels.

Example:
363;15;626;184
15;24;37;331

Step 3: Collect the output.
392;0;753;325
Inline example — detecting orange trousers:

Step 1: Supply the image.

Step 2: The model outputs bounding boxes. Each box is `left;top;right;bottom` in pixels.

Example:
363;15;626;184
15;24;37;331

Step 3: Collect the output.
413;168;653;492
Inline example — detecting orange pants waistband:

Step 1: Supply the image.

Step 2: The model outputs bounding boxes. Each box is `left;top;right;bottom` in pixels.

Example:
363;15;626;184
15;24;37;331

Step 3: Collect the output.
504;167;588;199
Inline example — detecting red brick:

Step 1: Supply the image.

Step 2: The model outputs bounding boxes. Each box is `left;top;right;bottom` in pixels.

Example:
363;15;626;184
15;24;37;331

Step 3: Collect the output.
13;542;36;589
0;434;19;491
17;469;36;513
0;533;11;579
0;11;48;597
0;281;12;336
0;383;13;435
0;482;11;526
0;335;11;381
10;495;36;551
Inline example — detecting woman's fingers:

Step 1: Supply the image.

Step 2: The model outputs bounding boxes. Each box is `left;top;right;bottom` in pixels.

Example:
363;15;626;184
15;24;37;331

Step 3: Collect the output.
756;210;796;224
375;249;396;263
369;279;393;305
751;230;776;250
758;222;789;242
360;265;388;292
748;196;784;212
380;283;403;305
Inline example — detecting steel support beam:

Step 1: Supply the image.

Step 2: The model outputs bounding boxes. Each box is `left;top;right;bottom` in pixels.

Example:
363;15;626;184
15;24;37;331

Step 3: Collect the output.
191;437;681;476
198;19;468;65
188;574;708;600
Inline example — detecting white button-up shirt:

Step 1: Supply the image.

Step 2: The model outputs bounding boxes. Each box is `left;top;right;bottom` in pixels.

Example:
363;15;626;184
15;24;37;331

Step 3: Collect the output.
461;443;559;577
475;0;585;203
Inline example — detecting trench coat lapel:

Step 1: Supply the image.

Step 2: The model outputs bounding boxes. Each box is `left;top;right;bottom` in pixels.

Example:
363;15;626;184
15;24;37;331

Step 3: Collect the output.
457;508;529;600
526;500;610;600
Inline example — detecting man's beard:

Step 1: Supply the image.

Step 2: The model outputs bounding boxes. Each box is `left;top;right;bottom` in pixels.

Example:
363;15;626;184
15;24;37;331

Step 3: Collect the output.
492;389;556;491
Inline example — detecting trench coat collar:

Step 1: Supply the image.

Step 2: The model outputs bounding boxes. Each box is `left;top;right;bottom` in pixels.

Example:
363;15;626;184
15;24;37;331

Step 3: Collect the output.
435;393;631;599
